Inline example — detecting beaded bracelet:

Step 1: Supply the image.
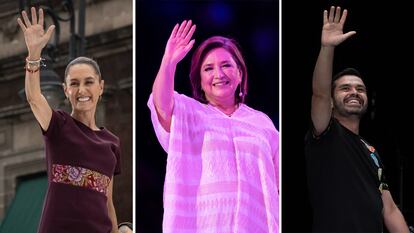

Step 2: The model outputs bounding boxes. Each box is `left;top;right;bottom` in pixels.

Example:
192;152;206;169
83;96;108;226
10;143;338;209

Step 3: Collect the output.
25;57;43;73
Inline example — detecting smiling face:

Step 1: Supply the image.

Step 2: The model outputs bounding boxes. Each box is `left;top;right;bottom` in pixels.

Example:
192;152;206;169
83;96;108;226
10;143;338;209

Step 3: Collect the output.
332;75;368;118
200;47;242;106
63;64;104;113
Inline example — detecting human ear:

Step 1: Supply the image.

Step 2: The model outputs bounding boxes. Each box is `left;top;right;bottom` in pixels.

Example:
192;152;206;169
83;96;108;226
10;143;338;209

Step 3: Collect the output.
100;79;105;95
62;83;68;98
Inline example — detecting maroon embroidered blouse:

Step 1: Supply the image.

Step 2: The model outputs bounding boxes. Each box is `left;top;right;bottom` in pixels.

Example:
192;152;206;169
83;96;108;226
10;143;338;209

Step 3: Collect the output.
37;110;121;233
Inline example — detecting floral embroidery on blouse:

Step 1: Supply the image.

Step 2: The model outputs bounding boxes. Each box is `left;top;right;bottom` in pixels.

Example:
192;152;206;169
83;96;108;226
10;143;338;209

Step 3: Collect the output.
52;164;110;195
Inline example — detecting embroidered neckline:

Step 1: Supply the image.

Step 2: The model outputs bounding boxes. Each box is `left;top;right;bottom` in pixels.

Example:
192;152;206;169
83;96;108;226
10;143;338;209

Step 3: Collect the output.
207;103;242;117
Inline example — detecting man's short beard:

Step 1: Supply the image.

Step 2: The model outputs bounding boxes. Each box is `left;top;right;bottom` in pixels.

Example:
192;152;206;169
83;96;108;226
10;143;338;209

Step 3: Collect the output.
333;101;367;118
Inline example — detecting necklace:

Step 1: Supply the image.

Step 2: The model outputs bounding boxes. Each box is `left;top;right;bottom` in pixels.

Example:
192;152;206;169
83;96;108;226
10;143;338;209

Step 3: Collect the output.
208;103;240;117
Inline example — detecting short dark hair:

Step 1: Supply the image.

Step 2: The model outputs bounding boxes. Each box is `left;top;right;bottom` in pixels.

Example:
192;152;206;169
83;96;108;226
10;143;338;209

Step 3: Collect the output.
64;57;102;82
189;36;248;104
332;67;364;96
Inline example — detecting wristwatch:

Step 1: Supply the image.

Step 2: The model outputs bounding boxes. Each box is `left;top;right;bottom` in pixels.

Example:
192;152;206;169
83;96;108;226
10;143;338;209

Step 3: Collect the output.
25;58;42;73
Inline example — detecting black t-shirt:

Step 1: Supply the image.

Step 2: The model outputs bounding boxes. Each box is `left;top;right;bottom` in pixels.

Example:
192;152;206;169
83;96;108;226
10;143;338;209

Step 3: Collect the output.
305;118;387;232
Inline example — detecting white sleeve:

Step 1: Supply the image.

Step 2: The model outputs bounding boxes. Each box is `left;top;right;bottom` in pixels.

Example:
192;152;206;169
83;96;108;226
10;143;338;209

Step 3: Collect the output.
147;93;171;152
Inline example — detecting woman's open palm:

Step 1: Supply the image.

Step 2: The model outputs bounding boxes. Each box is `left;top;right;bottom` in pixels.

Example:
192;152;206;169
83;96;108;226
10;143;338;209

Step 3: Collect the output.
17;7;55;58
164;20;196;65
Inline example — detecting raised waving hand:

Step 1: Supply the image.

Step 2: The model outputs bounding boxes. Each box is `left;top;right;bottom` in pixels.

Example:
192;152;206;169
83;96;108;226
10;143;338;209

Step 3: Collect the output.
17;7;55;59
152;20;196;132
17;7;55;131
321;6;356;47
164;20;196;65
311;6;356;135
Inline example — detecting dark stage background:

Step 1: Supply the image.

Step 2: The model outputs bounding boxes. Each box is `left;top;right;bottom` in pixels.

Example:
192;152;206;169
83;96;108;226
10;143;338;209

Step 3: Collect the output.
283;1;414;232
137;1;278;232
